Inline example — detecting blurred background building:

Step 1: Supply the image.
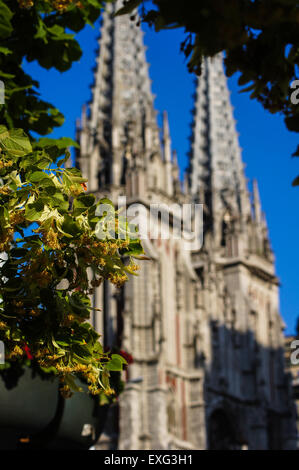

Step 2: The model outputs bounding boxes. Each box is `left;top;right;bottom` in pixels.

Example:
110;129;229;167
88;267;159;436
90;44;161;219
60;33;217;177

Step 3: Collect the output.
285;335;299;448
76;0;297;450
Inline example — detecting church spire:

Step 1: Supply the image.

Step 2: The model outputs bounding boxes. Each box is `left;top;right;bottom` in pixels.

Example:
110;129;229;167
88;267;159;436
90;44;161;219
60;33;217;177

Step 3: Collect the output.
76;0;160;191
163;111;171;163
188;54;251;222
162;110;173;196
253;178;262;224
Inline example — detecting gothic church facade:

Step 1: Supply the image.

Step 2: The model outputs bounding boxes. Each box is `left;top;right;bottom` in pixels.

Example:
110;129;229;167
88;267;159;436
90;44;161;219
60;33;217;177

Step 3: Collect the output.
76;1;297;450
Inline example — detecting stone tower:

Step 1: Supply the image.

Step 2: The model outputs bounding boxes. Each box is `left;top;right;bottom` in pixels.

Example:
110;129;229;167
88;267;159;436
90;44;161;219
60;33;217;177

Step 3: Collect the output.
76;1;297;450
188;55;297;449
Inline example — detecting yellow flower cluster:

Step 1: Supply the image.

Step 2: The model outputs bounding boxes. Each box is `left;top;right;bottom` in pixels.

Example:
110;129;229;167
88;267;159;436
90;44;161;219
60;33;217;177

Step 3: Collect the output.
108;272;128;288
69;184;83;197
17;0;83;12
56;364;74;374
0;160;13;170
41;228;61;250
62;313;79;327
0;186;11;195
74;364;89;373
29;308;40;317
39;358;107;396
9;302;40;319
38;353;60;364
0;228;14;252
22;261;53;288
80;233;93;245
0;210;25;252
11;300;27;316
59;384;73;399
88;381;105;395
51;0;75;12
17;0;34;9
104;387;115;397
86;371;98;385
34;348;50;359
10;210;25;226
118;240;131;249
55;253;66;268
7;345;24;359
93;239;130;256
129;262;139;273
4;337;117;398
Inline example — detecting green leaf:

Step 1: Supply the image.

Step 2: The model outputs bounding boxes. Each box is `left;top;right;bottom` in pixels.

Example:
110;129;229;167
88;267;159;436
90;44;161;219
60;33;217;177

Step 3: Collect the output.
34;18;48;42
285;116;299;133
10;248;28;258
35;156;52;170
123;239;144;257
292;146;299;157
0;1;13;39
25;199;45;221
0;127;32;157
57;154;71;168
69;293;91;313
36;137;78;151
0;46;11;56
29;171;50;183
73;343;92;359
60;215;80;237
105;355;124;371
100;369;110;389
99;198;114;207
94;341;103;355
64;167;87;184
44;185;57;196
11;329;22;341
64;374;83;393
111;353;127;365
292;176;299;187
115;0;142;16
73;194;96;213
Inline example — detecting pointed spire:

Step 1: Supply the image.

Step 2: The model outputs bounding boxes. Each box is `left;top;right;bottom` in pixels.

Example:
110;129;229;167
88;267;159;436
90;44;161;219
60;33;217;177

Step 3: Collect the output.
163;111;171;162
183;172;190;196
188;54;251;221
172;150;181;194
76;0;161;189
75;117;81;139
162;111;173;195
172;149;178;169
81;103;87;128
253;178;262;224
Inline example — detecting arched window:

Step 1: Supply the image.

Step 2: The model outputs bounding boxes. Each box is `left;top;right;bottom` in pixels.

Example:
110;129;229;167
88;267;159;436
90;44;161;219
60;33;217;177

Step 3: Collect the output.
220;219;228;248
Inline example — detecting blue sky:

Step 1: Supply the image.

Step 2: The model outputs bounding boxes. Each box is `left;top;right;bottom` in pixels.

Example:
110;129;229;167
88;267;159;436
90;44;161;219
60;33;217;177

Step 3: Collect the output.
24;17;299;334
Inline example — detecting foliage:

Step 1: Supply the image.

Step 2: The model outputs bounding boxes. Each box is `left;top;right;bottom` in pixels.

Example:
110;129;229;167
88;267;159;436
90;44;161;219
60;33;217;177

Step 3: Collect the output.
0;0;141;399
0;0;114;137
0;125;143;397
116;0;299;185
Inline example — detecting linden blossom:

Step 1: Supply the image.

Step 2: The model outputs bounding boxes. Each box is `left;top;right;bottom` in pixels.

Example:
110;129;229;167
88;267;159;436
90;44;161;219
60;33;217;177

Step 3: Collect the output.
104;455;139;468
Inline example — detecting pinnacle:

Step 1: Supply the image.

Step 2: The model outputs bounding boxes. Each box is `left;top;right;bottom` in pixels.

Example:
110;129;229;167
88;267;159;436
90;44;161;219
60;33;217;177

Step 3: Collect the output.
188;55;251;219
